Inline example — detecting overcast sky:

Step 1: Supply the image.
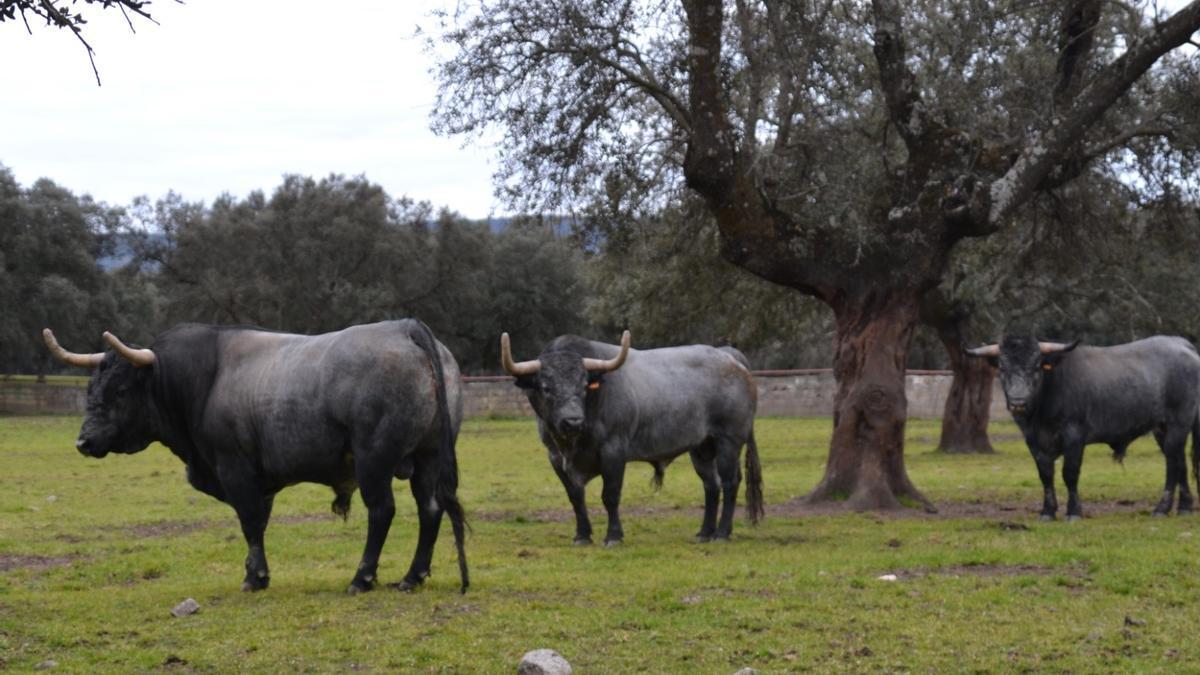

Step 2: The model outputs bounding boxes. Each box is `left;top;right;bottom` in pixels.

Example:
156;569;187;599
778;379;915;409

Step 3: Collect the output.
1;1;502;218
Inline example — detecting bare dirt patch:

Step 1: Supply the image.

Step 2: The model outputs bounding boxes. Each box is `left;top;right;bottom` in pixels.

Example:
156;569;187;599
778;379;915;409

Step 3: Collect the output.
888;561;1090;581
769;496;1154;521
0;553;75;572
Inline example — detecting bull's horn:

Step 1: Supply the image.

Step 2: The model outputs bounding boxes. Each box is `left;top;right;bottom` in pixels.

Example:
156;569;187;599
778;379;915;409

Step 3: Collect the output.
1038;340;1078;354
102;331;156;367
583;330;631;373
42;329;104;369
500;332;540;376
963;343;1000;357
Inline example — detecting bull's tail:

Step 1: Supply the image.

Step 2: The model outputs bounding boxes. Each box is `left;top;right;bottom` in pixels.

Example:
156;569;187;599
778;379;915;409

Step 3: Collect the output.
408;319;469;594
1192;409;1200;502
743;429;764;525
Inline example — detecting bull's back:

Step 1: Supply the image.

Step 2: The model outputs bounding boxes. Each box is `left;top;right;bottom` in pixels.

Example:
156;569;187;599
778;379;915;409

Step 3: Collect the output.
1051;337;1200;442
608;345;755;458
203;321;455;480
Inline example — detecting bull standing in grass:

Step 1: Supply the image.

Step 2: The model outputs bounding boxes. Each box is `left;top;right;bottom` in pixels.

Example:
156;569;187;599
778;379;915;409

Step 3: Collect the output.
966;335;1200;520
501;330;763;545
43;319;468;594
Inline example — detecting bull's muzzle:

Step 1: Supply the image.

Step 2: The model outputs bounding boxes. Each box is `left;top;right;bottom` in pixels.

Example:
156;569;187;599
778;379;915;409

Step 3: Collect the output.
556;415;585;435
75;437;107;458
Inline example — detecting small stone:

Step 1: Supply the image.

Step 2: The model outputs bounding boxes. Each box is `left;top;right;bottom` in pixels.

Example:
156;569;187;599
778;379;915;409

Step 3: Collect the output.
733;668;759;675
1124;616;1146;627
877;574;898;581
46;495;57;503
35;660;58;670
681;594;702;605
518;648;572;675
170;598;200;617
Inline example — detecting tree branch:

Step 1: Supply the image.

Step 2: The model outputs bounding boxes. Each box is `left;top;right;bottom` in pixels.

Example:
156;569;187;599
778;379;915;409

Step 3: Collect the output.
988;0;1200;227
871;0;934;149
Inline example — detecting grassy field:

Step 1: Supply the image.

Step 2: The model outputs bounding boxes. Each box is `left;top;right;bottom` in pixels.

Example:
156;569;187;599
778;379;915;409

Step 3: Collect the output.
2;415;1198;673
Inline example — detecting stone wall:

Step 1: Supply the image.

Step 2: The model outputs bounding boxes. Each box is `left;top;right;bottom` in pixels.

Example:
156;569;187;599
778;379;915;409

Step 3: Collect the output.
2;371;1008;419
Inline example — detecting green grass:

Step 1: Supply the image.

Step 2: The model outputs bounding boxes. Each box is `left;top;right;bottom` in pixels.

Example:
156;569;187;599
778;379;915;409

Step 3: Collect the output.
2;416;1197;672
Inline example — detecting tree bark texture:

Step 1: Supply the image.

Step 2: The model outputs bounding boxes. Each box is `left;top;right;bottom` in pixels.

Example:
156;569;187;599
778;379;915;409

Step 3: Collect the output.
804;290;935;511
937;341;996;454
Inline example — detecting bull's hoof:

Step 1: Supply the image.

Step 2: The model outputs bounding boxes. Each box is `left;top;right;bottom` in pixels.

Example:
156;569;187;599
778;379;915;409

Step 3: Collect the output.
1178;506;1194;516
1039;514;1055;522
390;579;421;593
1152;509;1169;518
695;535;712;544
347;576;375;596
241;574;270;592
1066;514;1082;522
573;537;593;546
711;534;731;543
603;538;623;548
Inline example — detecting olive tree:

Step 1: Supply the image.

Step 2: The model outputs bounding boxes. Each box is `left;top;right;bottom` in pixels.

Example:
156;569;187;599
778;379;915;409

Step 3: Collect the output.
432;0;1200;509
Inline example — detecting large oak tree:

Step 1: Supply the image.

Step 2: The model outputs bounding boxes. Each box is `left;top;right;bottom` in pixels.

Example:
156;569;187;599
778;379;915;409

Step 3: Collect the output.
433;0;1200;509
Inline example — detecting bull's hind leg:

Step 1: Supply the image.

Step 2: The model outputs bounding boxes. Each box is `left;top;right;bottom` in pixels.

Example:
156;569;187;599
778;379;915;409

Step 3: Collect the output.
713;438;743;540
348;452;398;595
396;450;444;591
1154;425;1190;515
689;444;719;542
551;456;593;545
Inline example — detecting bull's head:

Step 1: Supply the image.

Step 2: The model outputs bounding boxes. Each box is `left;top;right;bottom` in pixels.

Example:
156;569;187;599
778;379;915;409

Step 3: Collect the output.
965;335;1077;415
43;328;158;458
500;331;631;437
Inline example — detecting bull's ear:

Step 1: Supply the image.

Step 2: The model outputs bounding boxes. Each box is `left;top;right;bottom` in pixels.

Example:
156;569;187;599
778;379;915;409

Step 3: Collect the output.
513;374;537;390
586;371;604;390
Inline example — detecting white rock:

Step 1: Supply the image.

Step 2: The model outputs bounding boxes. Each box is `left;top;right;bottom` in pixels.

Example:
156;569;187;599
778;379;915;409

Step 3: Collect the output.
170;598;200;617
34;660;58;670
877;574;899;581
733;668;759;675
518;649;572;675
46;495;57;503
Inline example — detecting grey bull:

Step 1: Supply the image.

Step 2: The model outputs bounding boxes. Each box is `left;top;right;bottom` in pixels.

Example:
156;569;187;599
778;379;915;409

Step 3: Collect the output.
501;331;763;545
43;319;468;593
967;335;1200;520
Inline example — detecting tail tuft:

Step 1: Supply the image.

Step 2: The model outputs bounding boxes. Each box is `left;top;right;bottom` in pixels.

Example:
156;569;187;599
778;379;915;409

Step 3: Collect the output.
744;430;764;525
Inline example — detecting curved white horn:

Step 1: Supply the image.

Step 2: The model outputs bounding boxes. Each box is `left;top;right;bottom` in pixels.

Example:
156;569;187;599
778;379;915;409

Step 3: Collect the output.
500;332;540;376
583;330;631;373
1038;340;1078;354
102;331;156;367
42;328;104;369
963;343;1000;357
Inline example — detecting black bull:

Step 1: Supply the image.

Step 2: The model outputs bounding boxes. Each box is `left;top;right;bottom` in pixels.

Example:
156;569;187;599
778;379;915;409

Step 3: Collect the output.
502;331;764;544
967;335;1200;520
43;320;468;594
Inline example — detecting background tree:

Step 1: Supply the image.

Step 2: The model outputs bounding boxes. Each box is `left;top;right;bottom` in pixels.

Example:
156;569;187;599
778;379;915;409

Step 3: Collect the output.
586;198;832;368
0;166;122;378
124;174;588;373
432;0;1200;509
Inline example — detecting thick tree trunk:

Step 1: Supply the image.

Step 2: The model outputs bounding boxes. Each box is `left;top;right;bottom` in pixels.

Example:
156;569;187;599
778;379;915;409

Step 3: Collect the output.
805;289;934;511
937;336;996;454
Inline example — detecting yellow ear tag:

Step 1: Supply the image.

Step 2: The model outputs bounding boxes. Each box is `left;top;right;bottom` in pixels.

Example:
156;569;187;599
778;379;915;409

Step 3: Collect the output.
587;382;601;390
1042;363;1053;371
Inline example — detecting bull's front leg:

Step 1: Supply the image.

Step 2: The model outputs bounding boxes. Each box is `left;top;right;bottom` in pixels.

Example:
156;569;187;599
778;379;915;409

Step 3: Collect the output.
1031;449;1058;521
550;453;593;545
217;463;273;591
1061;443;1085;521
599;452;626;547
